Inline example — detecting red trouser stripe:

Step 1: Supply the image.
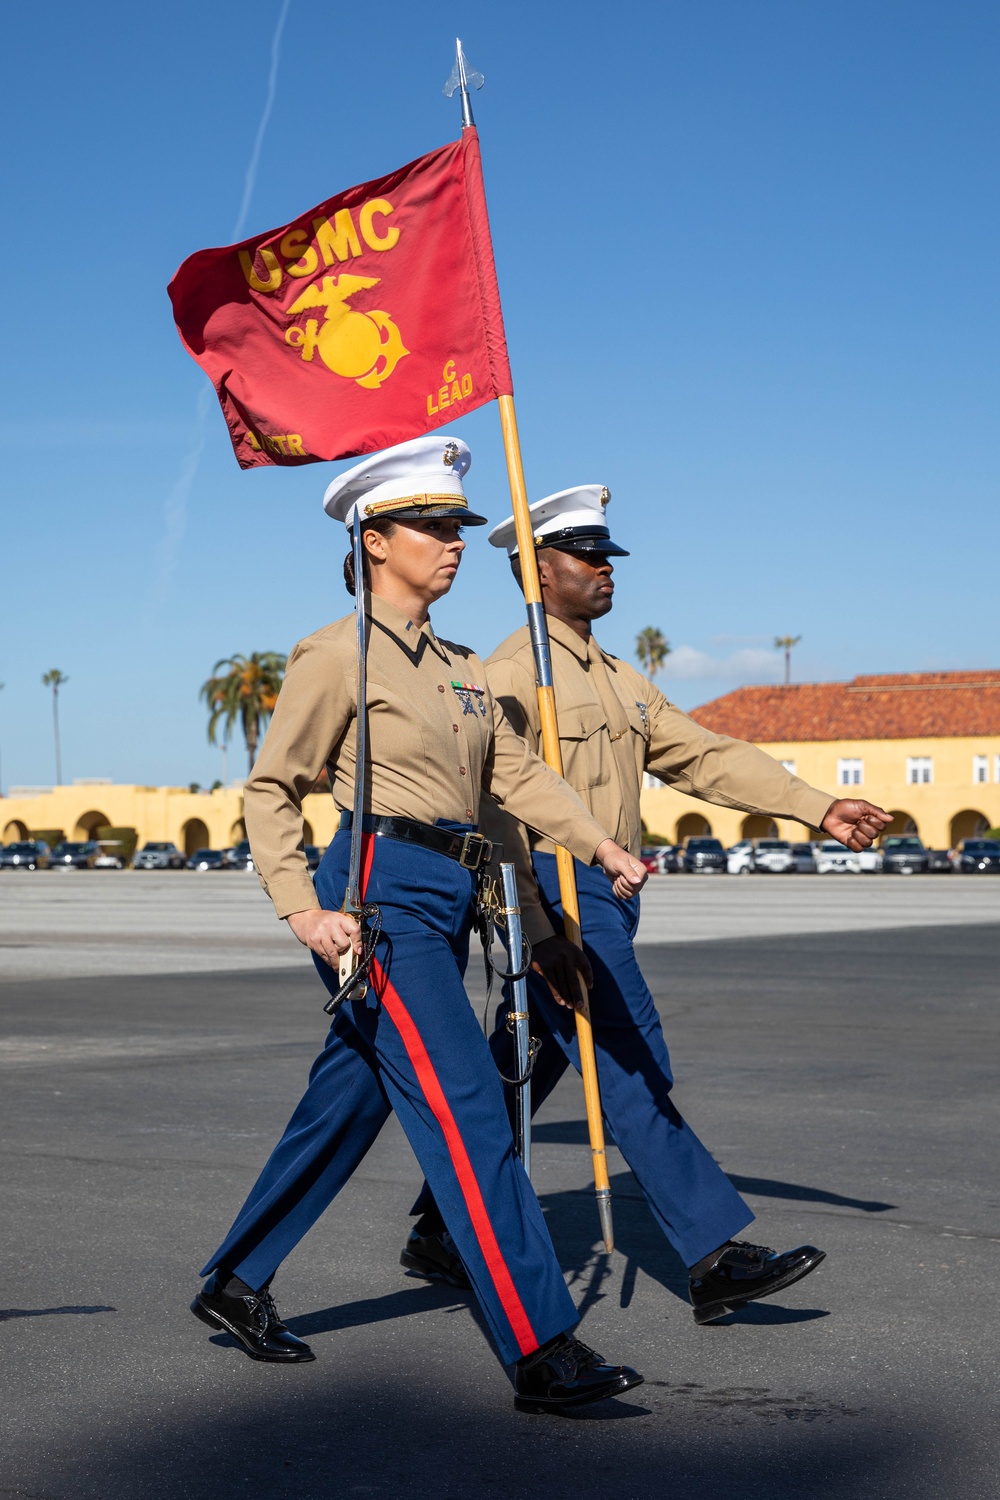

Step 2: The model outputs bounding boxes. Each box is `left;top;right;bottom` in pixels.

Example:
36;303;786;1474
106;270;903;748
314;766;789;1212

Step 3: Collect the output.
370;955;538;1356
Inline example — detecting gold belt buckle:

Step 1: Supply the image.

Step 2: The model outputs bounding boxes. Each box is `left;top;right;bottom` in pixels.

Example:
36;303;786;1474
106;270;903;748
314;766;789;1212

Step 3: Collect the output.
459;833;491;870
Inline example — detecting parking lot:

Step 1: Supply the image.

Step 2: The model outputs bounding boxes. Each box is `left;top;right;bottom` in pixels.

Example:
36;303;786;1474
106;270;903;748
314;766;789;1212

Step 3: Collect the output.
1;876;998;1498
0;868;996;979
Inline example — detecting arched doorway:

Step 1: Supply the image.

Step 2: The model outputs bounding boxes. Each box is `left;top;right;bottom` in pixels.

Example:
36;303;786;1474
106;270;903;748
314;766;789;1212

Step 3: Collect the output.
182;818;210;856
230;818;247;843
302;820;315;845
741;815;778;840
883;810;918;842
950;809;989;847
72;809;110;842
3;820;29;843
676;812;712;844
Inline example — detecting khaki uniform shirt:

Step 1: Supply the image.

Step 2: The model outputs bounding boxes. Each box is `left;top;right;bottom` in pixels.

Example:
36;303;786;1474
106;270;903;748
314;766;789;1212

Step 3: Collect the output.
244;594;610;919
480;616;836;945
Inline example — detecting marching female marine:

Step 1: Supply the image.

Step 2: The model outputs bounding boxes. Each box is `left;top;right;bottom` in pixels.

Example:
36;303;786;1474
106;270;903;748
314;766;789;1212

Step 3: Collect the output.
191;436;647;1413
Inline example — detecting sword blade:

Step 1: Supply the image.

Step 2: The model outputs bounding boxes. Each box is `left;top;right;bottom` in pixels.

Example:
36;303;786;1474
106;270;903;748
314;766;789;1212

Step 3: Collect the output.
499;861;531;1177
345;509;368;915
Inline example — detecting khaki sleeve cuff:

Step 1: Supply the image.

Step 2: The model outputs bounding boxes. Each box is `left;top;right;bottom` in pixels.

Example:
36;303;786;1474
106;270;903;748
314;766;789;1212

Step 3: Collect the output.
572;822;607;868
258;870;323;922
785;786;836;832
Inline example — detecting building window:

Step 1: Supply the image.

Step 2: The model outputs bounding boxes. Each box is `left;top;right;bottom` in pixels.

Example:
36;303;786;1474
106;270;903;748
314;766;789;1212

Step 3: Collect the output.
837;758;863;786
780;760;797;776
995;755;1000;785
973;755;988;785
907;756;933;785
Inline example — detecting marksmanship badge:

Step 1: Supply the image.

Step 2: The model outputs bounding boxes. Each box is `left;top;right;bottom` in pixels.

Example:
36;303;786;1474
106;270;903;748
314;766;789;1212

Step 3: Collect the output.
451;680;487;717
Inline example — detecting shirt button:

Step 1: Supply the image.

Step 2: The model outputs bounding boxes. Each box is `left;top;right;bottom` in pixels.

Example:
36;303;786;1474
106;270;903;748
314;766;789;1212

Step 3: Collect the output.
459;766;467;775
453;724;459;732
437;684;445;693
466;809;474;820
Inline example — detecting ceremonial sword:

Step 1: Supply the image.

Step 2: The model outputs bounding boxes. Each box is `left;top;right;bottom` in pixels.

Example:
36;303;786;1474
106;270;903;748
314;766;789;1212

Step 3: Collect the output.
498;861;532;1176
324;509;378;1015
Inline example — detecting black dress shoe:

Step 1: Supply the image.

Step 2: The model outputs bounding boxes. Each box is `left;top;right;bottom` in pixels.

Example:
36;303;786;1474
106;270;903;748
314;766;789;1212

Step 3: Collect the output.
689;1240;826;1325
400;1228;471;1289
513;1333;643;1413
191;1282;315;1363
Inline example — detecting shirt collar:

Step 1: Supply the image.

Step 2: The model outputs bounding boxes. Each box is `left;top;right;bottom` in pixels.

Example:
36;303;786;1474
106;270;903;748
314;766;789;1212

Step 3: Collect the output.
369;591;451;663
545;612;616;669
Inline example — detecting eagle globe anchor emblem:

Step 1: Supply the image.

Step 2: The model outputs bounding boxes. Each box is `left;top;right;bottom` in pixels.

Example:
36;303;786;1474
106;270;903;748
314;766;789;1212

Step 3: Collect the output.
284;274;409;389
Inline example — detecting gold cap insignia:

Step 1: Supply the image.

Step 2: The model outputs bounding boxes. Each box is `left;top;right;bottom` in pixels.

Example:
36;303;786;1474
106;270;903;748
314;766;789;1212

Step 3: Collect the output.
443;442;460;468
600;486;611;507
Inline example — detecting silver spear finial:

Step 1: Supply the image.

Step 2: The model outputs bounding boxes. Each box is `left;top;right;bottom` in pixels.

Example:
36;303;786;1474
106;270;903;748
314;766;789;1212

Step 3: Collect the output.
443;37;484;128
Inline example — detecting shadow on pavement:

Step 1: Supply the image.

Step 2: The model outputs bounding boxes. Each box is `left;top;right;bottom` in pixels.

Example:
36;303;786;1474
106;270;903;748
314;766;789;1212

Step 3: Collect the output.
0;1304;117;1321
728;1174;895;1213
533;1122;894;1213
24;1375;951;1500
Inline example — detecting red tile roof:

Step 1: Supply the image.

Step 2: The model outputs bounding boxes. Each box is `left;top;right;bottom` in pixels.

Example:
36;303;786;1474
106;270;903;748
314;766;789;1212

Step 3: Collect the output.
690;672;1000;743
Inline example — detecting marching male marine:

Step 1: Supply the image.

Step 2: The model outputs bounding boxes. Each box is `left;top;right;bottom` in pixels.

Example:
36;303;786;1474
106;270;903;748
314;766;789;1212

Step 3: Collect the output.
404;484;890;1326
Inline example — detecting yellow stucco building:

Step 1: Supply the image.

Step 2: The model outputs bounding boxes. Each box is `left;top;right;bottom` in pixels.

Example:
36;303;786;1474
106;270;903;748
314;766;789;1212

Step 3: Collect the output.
4;671;998;859
0;781;340;857
640;671;1000;850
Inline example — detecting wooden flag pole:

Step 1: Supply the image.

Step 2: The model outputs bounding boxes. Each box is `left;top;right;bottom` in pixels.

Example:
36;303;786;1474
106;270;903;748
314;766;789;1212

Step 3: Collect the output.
497;392;614;1254
446;38;613;1252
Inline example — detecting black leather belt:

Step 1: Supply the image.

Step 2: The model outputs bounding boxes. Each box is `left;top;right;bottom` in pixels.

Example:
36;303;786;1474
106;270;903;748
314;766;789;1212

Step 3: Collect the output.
338;813;497;871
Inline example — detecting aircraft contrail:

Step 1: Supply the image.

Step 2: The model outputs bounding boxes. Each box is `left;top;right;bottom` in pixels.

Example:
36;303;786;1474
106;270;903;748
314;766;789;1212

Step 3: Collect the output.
232;0;293;242
154;0;292;607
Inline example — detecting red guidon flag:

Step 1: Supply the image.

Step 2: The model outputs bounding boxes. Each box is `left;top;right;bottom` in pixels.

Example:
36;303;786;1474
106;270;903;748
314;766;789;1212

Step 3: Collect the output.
168;131;512;468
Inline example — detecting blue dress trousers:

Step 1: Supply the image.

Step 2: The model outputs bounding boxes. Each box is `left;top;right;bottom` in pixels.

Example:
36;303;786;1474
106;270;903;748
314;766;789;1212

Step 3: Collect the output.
414;854;754;1268
201;827;579;1366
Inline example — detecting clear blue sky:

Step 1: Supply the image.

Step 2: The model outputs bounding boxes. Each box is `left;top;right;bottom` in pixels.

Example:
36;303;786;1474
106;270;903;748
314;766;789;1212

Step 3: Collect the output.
3;0;997;789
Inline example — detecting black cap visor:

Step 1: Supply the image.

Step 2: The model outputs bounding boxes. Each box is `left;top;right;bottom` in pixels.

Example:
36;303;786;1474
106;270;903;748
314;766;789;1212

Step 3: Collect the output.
357;503;488;527
536;525;629;557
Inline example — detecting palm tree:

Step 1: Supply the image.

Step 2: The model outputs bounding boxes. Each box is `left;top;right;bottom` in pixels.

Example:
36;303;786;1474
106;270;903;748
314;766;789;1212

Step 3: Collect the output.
774;635;802;686
635;627;670;681
41;669;69;784
201;653;287;774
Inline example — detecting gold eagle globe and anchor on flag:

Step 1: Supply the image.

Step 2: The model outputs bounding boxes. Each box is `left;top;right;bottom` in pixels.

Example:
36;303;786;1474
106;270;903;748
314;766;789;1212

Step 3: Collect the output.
168;131;512;467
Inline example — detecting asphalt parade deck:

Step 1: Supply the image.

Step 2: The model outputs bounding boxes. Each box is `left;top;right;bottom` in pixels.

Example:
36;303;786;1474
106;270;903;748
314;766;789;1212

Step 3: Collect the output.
0;885;998;1497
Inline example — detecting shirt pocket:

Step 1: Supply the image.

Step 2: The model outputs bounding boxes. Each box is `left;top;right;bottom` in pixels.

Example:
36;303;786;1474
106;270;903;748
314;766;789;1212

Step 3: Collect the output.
556;701;610;790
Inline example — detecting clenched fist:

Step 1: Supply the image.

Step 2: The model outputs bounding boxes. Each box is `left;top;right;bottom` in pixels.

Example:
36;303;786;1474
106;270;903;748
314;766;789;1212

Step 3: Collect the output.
821;799;892;851
595;839;647;899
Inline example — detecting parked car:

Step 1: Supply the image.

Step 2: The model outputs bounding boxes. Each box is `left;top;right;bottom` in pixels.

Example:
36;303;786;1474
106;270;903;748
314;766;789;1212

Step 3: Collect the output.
49;840;100;870
304;844;323;872
0;840;51;870
790;842;817;874
881;836;928;875
186;848;227;871
815;840;861;874
951;838;1000;874
227;839;254;871
133;841;186;871
639;848;660;874
654;844;682;873
857;846;884;874
93;839;128;869
925;849;953;873
683;837;727;874
751;839;796;874
726;840;754;875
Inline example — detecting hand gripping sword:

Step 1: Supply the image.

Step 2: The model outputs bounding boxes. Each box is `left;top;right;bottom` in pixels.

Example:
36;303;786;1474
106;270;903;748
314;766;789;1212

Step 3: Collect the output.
323;509;381;1015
